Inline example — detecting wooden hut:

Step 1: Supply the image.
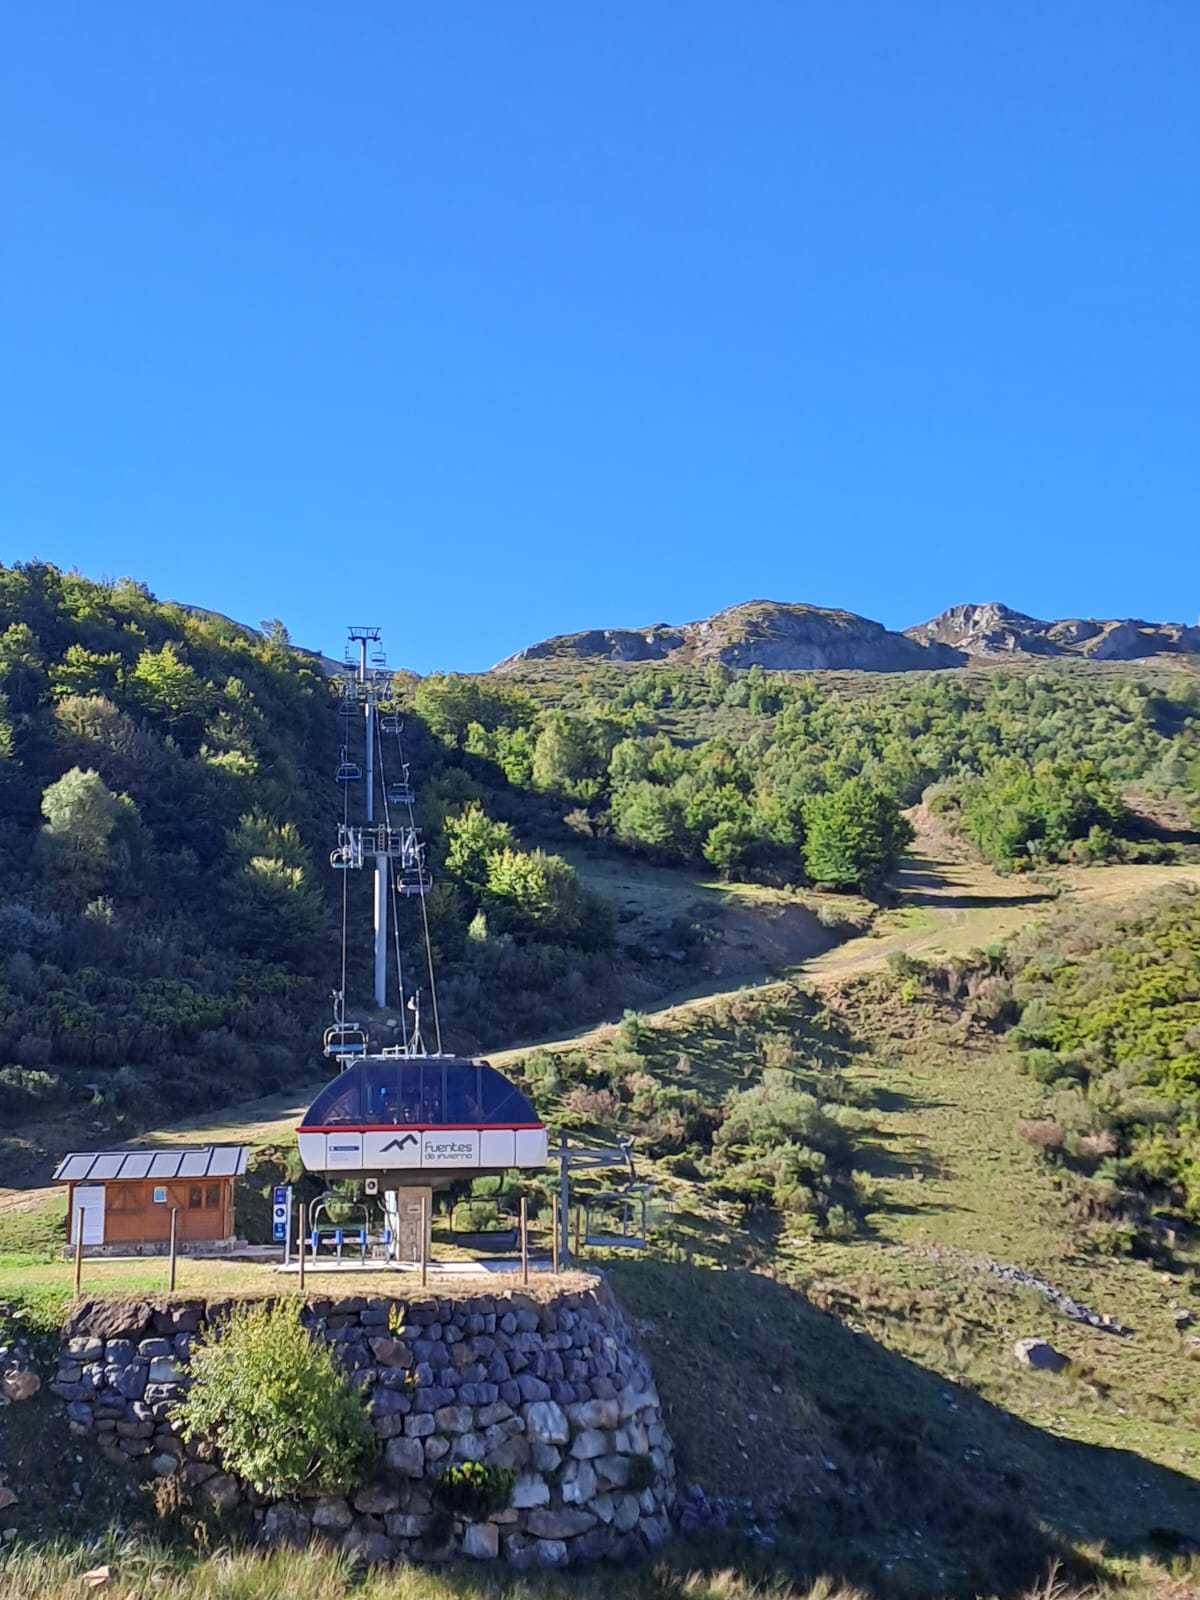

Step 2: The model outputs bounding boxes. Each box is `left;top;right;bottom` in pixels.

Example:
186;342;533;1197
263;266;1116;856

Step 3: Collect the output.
53;1146;249;1254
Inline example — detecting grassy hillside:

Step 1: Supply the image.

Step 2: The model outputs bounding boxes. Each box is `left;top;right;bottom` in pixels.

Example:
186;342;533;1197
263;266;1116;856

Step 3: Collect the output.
4;579;1200;1599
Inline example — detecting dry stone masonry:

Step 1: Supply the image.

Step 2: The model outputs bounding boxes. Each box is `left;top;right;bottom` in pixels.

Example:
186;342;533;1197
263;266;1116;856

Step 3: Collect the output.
52;1280;674;1567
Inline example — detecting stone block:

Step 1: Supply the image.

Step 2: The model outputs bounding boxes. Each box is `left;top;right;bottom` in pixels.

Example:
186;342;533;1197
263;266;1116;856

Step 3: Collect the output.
263;1503;310;1547
385;1436;424;1477
148;1357;182;1385
198;1473;239;1513
341;1530;395;1564
567;1397;620;1430
570;1428;609;1460
524;1400;569;1444
433;1404;473;1434
452;1431;487;1462
352;1484;401;1515
527;1508;596;1539
405;1412;435;1438
614;1494;640;1533
312;1496;354;1532
562;1459;597;1505
533;1538;569;1566
385;1512;432;1539
462;1521;499;1559
595;1454;631;1487
511;1472;550;1508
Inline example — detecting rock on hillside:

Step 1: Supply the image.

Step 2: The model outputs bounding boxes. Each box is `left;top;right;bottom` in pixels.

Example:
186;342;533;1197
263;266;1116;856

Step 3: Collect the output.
906;602;1200;661
493;602;965;674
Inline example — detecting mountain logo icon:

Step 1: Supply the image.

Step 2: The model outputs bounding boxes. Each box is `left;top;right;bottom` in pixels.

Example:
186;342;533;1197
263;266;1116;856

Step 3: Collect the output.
380;1134;418;1152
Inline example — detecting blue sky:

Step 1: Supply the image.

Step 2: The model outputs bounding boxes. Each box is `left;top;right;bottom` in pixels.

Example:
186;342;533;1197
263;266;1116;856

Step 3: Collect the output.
2;3;1197;672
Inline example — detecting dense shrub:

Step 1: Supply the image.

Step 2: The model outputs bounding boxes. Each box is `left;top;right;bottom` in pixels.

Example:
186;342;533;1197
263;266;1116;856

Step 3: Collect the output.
170;1302;375;1497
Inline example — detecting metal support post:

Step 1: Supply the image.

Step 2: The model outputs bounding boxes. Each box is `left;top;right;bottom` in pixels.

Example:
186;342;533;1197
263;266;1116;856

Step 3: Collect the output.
298;1202;307;1291
364;698;375;823
168;1208;178;1293
73;1218;83;1299
420;1194;428;1288
520;1196;529;1285
373;853;388;1008
551;1193;560;1278
559;1135;570;1269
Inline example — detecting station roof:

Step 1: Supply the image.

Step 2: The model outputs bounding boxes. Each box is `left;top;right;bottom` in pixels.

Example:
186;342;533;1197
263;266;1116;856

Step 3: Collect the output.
52;1146;250;1184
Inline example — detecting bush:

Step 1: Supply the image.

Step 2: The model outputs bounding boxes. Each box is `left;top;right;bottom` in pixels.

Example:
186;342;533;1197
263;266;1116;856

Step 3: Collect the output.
169;1302;375;1498
431;1461;514;1520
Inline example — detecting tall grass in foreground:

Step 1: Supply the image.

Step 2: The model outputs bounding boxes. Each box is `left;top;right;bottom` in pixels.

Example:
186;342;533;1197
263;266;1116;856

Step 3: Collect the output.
0;1541;1196;1600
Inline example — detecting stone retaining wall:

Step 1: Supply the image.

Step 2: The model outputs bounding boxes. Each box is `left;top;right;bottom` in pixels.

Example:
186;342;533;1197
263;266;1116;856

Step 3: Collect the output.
52;1281;674;1567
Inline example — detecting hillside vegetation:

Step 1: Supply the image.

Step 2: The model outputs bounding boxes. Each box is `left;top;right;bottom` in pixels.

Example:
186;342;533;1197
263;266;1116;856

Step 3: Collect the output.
1003;885;1200;1234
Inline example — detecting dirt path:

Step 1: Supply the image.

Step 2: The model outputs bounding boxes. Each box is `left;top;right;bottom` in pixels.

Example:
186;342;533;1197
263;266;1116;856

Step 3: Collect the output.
7;848;1198;1218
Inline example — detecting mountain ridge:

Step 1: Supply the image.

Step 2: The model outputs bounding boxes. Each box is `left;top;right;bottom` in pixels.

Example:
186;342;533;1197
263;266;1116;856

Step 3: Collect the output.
493;598;1200;674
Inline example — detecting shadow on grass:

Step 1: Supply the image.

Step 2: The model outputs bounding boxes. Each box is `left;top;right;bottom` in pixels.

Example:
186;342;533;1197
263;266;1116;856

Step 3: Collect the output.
608;1258;1200;1600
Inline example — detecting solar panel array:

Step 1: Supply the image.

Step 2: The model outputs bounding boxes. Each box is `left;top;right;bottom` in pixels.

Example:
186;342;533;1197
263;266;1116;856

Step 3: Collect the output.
52;1146;250;1183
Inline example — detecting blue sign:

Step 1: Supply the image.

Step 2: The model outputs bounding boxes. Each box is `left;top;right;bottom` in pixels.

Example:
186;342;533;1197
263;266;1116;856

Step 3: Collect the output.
272;1185;290;1244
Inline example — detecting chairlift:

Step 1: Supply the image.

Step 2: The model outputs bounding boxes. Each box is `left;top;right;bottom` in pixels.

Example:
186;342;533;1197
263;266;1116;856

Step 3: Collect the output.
389;778;415;805
335;747;362;783
583;1184;651;1250
397;866;432;897
323;1021;369;1059
450;1199;519;1255
380;713;404;736
330;826;364;872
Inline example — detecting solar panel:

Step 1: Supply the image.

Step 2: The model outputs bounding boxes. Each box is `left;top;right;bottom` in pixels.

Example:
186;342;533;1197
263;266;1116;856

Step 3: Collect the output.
207;1147;247;1177
88;1153;125;1180
147;1151;185;1178
55;1154;96;1182
51;1146;249;1183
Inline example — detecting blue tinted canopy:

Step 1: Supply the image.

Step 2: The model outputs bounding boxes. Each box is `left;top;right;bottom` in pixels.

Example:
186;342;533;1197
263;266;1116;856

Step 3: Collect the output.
299;1056;540;1130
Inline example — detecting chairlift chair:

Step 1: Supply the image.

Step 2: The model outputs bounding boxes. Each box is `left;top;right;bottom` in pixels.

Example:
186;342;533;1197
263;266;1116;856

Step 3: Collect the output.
335;747;362;783
323;1021;369;1059
388;764;414;804
583;1184;651;1250
397;866;432;897
450;1198;519;1255
380;714;404;736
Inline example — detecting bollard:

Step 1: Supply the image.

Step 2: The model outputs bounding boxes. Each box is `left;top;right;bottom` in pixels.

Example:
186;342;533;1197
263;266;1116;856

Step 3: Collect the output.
168;1207;178;1293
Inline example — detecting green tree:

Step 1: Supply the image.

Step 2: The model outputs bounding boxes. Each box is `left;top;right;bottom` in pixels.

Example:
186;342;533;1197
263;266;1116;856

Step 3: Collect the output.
225;813;324;964
802;777;913;888
444;802;516;893
127;643;210;747
40;766;138;900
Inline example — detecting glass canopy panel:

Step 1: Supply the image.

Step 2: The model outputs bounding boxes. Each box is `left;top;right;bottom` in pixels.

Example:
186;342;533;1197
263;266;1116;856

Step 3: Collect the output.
301;1058;541;1128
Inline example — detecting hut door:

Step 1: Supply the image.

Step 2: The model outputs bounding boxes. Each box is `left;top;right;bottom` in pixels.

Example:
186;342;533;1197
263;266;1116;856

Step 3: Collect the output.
71;1185;105;1245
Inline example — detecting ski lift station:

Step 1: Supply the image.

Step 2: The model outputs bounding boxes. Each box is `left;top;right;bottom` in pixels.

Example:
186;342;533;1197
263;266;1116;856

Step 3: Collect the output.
296;1056;548;1183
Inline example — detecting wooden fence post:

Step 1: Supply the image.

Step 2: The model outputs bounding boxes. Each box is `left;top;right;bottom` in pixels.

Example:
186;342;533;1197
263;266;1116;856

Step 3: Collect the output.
73;1214;83;1300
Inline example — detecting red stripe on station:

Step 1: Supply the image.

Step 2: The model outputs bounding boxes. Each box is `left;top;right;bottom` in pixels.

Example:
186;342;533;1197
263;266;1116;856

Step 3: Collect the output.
295;1122;546;1134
